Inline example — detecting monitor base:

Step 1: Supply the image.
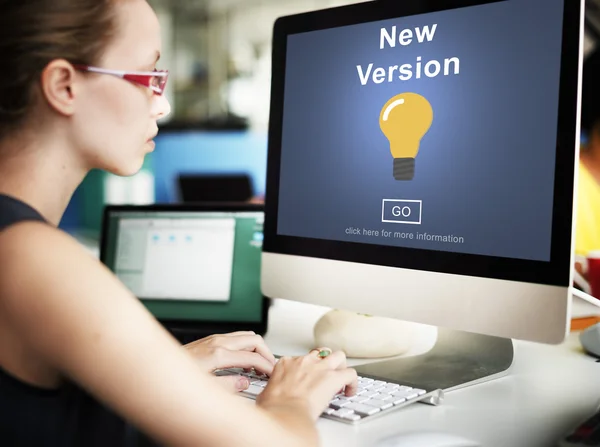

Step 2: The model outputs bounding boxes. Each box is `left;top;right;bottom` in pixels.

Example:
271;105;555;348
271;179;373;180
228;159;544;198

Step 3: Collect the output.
353;327;513;392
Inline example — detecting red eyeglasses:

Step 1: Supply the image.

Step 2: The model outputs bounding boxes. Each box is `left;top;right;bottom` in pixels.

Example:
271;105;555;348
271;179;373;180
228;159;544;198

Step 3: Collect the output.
72;64;169;96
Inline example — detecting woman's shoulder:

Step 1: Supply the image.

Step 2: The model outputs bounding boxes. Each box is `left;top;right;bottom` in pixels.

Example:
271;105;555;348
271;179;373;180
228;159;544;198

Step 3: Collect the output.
0;216;74;258
0;213;97;316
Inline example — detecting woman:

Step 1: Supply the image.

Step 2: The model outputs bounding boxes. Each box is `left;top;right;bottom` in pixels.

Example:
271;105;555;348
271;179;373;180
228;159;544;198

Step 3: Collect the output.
0;1;357;445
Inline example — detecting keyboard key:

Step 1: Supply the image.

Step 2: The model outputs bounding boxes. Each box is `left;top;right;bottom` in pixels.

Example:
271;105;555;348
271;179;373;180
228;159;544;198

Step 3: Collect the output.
363;399;393;410
343;413;361;422
361;391;381;399
381;385;400;393
332;408;355;418
243;384;264;396
345;402;381;417
349;395;371;403
330;398;351;409
391;389;419;400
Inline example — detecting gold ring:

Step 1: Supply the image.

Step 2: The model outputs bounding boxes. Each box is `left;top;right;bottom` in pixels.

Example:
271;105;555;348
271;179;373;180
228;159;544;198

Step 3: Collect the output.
317;348;331;358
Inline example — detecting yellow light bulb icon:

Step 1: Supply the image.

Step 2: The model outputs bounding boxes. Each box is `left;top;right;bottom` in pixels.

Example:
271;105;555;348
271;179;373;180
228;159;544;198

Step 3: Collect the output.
379;93;433;181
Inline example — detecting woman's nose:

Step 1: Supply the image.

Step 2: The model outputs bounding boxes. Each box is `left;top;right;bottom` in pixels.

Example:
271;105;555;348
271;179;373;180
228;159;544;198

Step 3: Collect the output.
152;94;171;120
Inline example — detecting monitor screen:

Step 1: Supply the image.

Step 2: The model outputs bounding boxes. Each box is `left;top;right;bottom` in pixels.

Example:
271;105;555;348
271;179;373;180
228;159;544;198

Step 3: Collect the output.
276;0;561;263
101;209;265;323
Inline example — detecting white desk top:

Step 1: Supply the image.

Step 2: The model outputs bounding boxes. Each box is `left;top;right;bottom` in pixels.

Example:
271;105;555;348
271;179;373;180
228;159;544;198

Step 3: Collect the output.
263;298;600;447
74;234;600;445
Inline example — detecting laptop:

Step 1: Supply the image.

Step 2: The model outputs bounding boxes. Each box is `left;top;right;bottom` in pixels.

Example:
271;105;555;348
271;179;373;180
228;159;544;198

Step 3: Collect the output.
99;203;269;344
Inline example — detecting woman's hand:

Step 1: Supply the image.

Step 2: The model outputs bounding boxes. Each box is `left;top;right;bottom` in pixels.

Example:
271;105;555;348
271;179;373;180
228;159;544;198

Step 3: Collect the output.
184;331;277;391
256;348;358;420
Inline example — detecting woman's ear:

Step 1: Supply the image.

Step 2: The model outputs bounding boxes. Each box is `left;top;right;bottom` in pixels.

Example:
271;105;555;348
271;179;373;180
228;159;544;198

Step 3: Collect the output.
40;59;77;117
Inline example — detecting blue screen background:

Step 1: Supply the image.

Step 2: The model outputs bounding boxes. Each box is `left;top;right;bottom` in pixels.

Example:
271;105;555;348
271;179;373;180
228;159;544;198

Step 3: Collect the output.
276;0;565;262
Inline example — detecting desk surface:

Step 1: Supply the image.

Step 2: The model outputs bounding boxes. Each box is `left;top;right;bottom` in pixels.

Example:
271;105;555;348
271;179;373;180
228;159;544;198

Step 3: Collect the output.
74;234;600;445
263;298;600;447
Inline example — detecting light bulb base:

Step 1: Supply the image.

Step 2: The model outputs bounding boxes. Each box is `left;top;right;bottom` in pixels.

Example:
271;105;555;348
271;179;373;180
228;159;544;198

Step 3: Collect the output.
393;158;415;181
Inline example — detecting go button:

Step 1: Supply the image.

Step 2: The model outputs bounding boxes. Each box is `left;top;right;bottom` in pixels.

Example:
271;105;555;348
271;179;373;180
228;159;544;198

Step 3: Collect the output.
381;199;422;224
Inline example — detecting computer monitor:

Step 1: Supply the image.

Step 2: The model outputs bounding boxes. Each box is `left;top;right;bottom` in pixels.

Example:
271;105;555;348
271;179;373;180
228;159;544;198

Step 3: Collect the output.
100;204;268;343
178;174;254;203
261;0;583;389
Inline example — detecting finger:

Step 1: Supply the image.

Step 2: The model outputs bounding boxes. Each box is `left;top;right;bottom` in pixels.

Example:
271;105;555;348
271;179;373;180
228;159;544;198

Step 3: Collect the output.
217;334;277;366
222;331;257;337
320;350;347;370
332;368;359;397
213;349;275;375
266;355;291;379
215;374;250;393
309;347;332;360
245;335;277;365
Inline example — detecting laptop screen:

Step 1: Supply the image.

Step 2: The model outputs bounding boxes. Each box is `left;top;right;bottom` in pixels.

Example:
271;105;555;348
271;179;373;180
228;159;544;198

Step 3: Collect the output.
101;209;264;324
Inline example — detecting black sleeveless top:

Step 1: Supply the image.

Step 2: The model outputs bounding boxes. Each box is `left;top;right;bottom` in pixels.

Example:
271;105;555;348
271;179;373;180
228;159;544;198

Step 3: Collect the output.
0;194;150;446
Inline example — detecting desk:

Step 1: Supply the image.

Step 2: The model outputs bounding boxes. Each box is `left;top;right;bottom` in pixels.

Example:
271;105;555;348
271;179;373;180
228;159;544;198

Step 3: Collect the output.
263;298;600;447
75;233;600;445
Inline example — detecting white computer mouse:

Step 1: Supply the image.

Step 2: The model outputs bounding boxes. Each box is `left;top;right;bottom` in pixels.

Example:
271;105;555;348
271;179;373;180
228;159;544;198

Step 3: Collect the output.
376;431;481;447
580;322;600;357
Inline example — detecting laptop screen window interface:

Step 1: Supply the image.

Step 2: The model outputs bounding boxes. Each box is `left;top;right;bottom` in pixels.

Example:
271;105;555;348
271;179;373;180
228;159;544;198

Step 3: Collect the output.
102;210;264;325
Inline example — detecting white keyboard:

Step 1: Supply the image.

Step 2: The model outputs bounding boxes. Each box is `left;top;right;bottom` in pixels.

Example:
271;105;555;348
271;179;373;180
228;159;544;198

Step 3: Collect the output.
215;367;444;424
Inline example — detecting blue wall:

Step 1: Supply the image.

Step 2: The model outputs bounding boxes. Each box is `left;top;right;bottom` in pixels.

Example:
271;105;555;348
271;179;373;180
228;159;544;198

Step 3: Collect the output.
151;130;268;203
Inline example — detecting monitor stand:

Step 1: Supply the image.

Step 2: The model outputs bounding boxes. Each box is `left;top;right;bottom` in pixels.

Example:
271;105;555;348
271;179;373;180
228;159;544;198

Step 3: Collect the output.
353;327;513;394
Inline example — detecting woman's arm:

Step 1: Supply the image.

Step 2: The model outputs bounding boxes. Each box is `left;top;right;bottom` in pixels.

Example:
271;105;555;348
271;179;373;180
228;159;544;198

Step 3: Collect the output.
0;222;325;447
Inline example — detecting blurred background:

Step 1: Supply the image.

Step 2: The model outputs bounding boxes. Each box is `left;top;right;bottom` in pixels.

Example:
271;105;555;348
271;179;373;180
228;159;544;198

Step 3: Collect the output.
62;0;366;239
62;0;600;240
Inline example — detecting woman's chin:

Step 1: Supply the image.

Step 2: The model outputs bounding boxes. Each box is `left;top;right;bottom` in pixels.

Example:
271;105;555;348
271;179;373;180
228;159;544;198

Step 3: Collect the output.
105;158;146;177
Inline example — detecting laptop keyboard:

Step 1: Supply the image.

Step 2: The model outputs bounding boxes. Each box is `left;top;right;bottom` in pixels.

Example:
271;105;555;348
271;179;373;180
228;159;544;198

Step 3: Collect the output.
215;367;444;424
